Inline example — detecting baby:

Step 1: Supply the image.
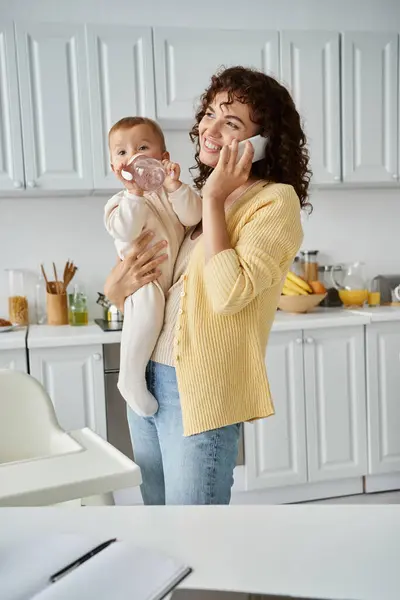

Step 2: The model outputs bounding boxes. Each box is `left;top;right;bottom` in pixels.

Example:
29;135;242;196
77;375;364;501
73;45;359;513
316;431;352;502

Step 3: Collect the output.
105;117;202;416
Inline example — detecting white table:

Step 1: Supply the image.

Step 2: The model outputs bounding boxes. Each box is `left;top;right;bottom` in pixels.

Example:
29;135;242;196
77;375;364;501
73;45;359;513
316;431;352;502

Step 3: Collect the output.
0;505;399;599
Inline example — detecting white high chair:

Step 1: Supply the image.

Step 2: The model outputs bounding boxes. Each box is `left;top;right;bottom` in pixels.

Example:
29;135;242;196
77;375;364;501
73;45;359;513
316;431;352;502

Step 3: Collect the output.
0;369;141;506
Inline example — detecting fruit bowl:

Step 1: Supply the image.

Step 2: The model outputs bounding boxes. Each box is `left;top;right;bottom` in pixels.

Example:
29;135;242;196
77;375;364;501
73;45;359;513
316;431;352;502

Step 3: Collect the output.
278;293;327;314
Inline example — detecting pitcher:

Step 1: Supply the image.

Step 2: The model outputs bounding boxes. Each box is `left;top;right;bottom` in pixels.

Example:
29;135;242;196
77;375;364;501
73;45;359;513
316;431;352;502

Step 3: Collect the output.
331;262;368;307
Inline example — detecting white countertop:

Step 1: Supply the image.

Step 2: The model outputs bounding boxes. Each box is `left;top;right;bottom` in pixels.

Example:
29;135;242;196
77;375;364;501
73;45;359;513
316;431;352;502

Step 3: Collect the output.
0;327;27;351
20;306;400;349
350;306;400;322
272;307;371;331
1;505;399;600
27;324;122;348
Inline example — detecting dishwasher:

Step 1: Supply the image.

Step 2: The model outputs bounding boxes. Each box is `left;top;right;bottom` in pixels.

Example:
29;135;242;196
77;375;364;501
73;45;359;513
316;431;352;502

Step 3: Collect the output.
104;344;134;460
103;343;245;465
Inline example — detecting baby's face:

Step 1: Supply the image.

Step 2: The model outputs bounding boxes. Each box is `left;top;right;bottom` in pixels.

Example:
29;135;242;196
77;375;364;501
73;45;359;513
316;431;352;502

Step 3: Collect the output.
109;124;168;172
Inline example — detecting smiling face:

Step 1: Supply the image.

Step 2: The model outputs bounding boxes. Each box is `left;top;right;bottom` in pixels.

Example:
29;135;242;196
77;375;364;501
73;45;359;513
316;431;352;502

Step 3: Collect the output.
198;92;259;168
109;123;168;172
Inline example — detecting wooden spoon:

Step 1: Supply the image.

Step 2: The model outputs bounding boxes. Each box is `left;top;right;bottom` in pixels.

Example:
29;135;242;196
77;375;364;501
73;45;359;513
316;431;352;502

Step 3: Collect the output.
41;264;51;293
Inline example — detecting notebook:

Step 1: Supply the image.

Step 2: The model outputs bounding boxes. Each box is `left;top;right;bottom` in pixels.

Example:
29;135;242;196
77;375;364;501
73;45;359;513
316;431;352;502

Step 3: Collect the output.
0;534;192;600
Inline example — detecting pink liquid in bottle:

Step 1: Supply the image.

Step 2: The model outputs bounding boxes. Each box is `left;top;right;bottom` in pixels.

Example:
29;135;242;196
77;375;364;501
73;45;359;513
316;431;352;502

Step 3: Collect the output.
121;154;166;192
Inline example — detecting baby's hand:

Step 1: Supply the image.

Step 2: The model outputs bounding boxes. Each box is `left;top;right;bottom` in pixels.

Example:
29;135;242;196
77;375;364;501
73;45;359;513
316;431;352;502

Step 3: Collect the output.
114;164;144;196
162;159;182;193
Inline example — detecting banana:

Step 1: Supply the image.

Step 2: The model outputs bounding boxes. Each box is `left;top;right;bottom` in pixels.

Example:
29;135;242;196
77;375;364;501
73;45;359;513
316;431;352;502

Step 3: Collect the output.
282;285;299;296
284;278;309;295
286;271;313;294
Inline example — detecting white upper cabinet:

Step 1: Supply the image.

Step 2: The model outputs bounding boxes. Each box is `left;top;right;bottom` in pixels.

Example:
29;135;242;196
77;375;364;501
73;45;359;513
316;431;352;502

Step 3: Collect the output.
366;322;400;475
281;31;341;184
15;22;93;191
153;28;279;122
86;25;155;189
303;326;367;482
0;22;24;193
342;32;398;183
245;331;307;491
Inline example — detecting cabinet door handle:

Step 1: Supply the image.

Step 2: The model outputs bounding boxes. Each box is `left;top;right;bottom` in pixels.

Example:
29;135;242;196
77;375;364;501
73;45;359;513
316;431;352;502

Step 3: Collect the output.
295;338;303;344
306;337;314;344
93;353;102;361
27;180;36;188
13;180;23;189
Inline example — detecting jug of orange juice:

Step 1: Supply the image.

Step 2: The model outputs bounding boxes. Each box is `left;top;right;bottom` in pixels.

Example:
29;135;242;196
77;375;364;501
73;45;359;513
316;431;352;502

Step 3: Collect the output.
331;262;368;307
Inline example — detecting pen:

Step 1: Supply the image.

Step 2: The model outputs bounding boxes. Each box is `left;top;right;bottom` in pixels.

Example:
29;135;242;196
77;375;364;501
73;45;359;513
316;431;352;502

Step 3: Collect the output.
49;538;117;584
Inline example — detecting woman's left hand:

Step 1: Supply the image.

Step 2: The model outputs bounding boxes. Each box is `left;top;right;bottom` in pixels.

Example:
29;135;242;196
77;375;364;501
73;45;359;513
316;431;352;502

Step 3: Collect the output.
202;139;254;204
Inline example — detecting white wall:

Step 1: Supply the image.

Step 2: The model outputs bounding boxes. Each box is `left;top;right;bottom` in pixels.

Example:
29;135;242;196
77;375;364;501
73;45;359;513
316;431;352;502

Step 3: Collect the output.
1;0;399;30
0;0;399;320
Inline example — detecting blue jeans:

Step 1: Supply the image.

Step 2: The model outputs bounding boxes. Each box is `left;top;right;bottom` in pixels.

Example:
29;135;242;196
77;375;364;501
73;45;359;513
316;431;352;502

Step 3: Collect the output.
126;361;240;505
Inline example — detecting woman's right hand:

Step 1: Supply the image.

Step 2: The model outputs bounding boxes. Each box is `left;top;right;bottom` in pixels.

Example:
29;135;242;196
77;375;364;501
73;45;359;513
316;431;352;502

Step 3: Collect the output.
104;231;168;311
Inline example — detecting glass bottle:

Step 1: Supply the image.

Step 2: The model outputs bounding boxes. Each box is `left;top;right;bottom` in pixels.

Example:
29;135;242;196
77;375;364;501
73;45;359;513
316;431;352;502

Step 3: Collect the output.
68;284;89;326
300;250;319;281
121;155;166;192
35;271;47;324
6;269;29;325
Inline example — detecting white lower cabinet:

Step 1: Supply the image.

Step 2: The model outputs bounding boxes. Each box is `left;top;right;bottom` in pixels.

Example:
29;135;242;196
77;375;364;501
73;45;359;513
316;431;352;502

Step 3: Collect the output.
245;326;368;492
366;322;400;475
245;330;307;490
303;326;367;482
0;348;27;372
29;345;106;438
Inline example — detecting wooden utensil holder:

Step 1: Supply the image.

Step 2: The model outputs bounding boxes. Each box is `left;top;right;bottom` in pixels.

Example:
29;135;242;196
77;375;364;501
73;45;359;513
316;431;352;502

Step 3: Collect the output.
47;292;68;325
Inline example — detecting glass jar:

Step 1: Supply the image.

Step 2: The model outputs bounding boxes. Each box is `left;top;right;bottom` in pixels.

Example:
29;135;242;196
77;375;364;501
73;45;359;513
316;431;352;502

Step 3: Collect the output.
301;250;319;282
6;269;29;325
68;285;89;326
318;265;343;308
291;255;303;277
35;270;47;324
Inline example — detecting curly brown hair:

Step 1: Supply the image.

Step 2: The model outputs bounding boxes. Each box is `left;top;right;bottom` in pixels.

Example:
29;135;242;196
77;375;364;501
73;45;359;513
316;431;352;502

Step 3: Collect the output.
189;66;312;210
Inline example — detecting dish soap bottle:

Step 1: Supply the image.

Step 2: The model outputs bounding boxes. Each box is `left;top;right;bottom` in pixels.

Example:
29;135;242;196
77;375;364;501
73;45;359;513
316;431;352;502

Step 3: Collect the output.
121;154;166;192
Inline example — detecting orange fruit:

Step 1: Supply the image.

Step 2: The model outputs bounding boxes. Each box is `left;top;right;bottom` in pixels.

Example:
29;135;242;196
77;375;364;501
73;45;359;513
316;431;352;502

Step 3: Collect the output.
309;281;327;294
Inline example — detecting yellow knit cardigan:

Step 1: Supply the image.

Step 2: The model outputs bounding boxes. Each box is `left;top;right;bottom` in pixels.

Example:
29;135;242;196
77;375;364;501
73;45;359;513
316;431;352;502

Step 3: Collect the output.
174;181;304;436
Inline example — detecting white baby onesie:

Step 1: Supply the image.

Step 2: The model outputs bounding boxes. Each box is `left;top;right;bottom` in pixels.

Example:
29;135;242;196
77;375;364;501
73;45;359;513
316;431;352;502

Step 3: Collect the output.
104;184;202;417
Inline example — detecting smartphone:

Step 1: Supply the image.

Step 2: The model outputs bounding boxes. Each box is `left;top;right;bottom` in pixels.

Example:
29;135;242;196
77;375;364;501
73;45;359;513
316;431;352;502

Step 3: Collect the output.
237;134;268;163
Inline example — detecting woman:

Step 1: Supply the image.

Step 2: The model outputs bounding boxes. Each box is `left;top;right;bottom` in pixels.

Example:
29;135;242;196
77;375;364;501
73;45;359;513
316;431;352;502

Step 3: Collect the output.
105;66;311;505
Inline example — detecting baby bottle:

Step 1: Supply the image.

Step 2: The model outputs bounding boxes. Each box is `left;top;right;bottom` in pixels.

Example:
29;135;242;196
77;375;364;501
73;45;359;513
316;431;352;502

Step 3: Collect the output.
121;154;166;192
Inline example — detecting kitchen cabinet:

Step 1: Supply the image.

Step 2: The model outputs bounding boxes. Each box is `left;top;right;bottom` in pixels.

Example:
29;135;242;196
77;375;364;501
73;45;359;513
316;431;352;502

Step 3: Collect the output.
303;326;368;482
366;322;400;475
0;21;25;193
245;325;367;492
244;330;307;490
15;22;93;191
0;349;27;372
86;25;155;190
342;32;398;183
29;345;106;438
153;28;279;122
281;31;341;184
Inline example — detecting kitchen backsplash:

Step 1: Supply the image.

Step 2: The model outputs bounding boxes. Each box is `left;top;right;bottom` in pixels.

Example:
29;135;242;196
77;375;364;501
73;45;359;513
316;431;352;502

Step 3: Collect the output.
0;130;399;321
